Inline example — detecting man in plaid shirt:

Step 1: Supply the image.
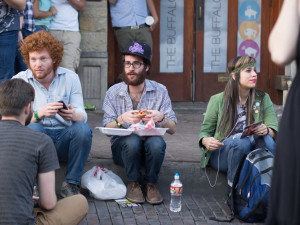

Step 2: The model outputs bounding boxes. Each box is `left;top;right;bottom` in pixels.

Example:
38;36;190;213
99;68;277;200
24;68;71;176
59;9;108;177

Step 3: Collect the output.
102;41;177;205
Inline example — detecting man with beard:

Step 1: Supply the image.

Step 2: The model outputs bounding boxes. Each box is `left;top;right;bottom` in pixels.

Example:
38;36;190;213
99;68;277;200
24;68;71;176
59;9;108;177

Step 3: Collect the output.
0;79;88;225
102;41;177;204
13;30;93;198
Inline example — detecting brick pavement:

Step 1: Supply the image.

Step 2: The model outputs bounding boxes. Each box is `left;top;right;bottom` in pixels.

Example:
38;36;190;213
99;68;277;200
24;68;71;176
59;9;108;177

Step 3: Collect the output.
56;102;282;225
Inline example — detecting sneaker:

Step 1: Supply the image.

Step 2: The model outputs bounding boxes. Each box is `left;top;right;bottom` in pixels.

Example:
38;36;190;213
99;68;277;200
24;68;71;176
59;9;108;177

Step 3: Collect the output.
60;181;81;198
145;184;163;204
126;181;145;203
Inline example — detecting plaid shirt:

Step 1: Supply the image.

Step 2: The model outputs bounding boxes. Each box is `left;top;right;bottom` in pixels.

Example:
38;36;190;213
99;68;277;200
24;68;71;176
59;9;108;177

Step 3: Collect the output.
21;0;35;32
102;79;177;142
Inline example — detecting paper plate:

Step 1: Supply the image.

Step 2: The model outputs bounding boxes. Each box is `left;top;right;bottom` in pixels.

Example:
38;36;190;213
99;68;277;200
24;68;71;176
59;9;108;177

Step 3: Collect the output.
96;127;132;136
134;128;169;136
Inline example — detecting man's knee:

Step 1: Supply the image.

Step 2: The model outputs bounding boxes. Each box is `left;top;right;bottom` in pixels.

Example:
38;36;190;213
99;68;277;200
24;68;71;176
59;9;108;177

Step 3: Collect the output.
122;135;142;150
27;123;45;133
70;122;92;140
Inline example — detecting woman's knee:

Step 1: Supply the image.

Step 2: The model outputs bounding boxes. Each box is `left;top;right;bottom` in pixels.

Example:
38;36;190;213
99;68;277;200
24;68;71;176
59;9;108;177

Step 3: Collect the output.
231;138;251;155
263;135;276;154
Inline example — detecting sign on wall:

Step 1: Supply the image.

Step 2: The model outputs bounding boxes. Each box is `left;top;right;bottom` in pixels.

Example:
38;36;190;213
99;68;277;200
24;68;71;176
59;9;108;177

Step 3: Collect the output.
159;0;184;73
237;0;261;72
203;0;228;73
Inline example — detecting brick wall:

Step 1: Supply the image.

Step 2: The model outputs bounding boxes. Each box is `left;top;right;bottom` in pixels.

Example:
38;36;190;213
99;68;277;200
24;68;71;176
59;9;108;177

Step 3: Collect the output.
78;0;108;110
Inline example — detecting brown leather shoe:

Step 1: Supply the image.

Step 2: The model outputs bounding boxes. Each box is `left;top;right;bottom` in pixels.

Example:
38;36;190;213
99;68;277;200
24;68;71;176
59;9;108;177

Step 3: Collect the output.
126;181;145;203
145;184;163;204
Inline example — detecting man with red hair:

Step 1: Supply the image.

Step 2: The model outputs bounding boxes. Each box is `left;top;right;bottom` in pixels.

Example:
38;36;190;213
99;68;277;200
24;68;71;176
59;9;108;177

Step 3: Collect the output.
13;30;92;198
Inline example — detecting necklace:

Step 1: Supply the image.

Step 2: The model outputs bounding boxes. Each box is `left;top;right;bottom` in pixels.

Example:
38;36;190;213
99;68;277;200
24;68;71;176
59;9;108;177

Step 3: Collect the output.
239;95;249;106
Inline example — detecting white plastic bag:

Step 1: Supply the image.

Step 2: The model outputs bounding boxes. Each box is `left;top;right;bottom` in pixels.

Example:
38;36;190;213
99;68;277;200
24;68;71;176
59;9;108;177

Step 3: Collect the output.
81;166;126;200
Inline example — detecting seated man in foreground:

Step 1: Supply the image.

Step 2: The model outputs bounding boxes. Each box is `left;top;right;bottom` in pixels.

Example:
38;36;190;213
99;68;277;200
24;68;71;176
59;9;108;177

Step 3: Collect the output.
14;30;93;198
0;79;88;225
102;41;177;204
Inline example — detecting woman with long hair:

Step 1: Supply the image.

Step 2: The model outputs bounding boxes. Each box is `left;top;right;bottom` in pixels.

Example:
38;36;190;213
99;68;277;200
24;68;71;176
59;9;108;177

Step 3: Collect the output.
198;56;278;186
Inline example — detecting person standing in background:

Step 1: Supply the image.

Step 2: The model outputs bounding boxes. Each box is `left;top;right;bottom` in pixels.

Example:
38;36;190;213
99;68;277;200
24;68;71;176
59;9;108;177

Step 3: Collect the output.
49;0;85;72
15;0;45;74
108;0;159;52
266;0;300;224
33;0;57;31
0;0;26;82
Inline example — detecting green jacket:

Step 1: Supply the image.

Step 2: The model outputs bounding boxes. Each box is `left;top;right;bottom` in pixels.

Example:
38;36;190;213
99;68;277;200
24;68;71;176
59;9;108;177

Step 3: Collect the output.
198;92;278;168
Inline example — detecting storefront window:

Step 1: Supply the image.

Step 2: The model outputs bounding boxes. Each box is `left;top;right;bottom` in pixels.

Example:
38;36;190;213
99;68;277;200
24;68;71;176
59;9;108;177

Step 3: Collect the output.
203;0;228;73
159;0;184;73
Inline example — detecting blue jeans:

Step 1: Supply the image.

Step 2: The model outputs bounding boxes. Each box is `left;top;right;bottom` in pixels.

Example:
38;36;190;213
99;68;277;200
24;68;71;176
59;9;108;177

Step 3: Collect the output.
0;30;18;82
28;122;92;184
111;134;166;184
209;134;275;184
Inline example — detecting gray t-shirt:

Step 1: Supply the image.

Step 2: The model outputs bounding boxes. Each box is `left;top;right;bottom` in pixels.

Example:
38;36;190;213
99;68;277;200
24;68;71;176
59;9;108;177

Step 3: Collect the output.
0;120;60;225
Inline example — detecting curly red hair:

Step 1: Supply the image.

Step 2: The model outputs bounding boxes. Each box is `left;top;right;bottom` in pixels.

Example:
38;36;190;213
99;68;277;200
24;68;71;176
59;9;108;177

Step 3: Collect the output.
20;31;63;71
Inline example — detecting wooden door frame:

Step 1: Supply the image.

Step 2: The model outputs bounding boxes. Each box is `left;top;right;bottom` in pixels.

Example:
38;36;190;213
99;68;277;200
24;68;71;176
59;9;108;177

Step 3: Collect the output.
194;0;284;104
107;0;284;104
149;0;194;102
107;0;194;101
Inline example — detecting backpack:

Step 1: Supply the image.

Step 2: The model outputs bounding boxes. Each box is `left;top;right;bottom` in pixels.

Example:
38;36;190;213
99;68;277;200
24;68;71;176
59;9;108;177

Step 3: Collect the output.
227;146;274;222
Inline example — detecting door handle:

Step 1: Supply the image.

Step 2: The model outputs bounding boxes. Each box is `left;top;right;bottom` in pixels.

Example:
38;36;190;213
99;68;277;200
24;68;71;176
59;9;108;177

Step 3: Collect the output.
199;6;202;20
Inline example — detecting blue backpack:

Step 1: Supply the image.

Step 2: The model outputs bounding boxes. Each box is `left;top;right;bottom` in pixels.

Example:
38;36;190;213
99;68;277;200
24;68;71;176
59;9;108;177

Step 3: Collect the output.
227;146;274;222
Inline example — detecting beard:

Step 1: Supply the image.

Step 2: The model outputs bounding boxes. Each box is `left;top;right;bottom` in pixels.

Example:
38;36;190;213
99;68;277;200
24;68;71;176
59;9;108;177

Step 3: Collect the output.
25;110;33;126
123;68;147;86
30;64;54;80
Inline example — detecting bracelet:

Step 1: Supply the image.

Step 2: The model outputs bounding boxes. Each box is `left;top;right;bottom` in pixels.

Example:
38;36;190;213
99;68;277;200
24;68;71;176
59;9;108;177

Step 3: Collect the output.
115;120;122;128
34;111;41;121
266;127;269;135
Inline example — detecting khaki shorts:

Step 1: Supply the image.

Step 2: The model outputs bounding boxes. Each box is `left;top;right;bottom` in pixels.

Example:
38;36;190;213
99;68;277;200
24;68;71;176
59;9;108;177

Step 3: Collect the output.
34;194;88;225
50;30;81;72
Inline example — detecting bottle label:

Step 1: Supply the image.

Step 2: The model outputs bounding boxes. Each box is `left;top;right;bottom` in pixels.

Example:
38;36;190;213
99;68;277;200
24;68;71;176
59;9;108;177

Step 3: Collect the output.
170;185;182;195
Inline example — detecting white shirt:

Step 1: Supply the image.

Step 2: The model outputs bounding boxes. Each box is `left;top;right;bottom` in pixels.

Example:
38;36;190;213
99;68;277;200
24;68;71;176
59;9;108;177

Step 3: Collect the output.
50;0;79;31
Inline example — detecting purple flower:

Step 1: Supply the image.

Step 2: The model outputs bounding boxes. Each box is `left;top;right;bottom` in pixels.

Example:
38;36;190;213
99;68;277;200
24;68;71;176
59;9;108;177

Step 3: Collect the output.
129;42;144;54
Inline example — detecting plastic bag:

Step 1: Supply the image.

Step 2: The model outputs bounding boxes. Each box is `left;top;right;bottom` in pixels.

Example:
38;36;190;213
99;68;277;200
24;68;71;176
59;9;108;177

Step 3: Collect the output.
128;117;155;130
81;166;126;200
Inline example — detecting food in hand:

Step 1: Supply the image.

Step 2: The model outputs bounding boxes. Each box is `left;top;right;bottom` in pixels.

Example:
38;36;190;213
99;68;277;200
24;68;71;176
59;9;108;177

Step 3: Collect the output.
137;108;148;118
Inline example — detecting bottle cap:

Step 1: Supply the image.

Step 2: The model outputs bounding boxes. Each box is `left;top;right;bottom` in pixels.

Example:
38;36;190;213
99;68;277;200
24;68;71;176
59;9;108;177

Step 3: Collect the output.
145;16;154;26
175;172;179;179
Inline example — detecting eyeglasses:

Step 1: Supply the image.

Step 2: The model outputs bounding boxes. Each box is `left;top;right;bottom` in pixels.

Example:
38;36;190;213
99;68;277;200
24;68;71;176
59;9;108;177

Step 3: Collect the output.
123;61;145;69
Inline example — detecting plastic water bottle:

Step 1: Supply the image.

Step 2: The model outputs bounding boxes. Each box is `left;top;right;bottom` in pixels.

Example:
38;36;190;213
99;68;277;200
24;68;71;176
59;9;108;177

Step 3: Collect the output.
170;172;182;212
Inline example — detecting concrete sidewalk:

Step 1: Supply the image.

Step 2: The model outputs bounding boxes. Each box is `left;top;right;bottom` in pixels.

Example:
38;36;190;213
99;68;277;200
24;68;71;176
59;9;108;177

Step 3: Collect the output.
56;102;282;225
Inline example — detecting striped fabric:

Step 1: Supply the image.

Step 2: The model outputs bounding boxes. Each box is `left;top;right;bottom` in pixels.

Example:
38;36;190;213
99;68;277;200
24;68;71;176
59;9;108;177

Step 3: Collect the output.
0;120;59;224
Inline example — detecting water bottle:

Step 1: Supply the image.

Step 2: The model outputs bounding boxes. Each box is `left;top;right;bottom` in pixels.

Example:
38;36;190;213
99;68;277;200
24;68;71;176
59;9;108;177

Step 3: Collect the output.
170;172;182;212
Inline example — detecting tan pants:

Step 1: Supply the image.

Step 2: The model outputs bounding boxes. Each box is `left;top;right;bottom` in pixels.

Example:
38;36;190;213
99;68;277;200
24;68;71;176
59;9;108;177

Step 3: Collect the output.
114;27;153;52
49;30;81;72
34;194;88;225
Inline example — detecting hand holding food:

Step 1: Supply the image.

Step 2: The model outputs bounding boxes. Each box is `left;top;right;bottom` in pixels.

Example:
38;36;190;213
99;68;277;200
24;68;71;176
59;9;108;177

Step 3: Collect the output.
121;110;142;124
137;108;149;118
142;110;164;123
